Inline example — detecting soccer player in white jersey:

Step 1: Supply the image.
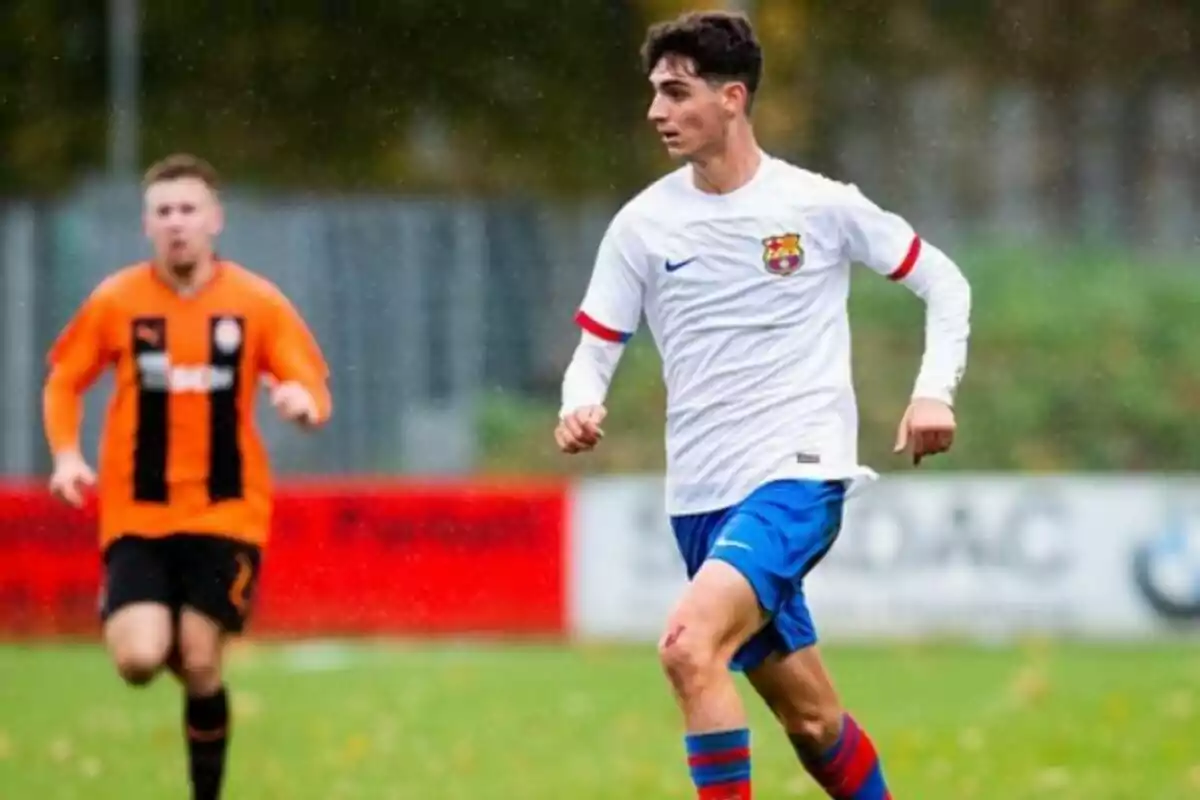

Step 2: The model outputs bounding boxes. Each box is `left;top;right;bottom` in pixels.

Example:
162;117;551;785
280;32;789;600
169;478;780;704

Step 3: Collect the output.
555;11;970;800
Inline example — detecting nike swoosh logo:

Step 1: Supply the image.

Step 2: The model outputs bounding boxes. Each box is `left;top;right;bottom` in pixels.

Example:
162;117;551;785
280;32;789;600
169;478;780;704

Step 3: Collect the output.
664;256;699;272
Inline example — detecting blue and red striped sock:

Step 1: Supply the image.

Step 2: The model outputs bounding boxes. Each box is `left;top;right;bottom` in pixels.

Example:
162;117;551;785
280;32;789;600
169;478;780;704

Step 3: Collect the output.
685;728;752;799
795;714;891;799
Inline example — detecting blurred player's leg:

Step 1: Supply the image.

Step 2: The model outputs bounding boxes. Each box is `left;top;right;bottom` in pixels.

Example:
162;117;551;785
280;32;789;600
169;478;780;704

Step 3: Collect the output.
103;603;174;685
172;533;260;800
659;560;763;799
747;648;892;799
177;609;230;800
100;536;176;685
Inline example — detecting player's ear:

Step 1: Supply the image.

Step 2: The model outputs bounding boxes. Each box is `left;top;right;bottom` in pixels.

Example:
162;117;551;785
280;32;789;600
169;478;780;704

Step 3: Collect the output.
722;81;748;117
210;199;225;237
141;206;155;240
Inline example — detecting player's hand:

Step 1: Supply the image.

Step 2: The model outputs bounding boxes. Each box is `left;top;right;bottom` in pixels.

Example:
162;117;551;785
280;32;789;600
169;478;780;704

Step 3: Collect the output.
49;451;96;509
893;397;956;466
555;405;607;454
271;381;318;428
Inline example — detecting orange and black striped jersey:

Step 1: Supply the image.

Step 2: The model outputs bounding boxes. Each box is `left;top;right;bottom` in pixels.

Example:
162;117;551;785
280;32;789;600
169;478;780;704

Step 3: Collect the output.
42;262;332;549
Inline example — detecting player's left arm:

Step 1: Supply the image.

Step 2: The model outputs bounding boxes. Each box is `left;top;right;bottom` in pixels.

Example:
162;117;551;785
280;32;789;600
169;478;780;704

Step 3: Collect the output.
835;186;972;463
260;290;333;428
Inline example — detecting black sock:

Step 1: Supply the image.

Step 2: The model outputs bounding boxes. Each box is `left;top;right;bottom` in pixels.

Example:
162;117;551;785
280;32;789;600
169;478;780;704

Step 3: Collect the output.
185;686;230;800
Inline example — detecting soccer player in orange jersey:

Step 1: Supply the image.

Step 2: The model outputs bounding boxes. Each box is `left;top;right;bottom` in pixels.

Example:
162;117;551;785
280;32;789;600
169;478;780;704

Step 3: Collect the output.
42;153;332;800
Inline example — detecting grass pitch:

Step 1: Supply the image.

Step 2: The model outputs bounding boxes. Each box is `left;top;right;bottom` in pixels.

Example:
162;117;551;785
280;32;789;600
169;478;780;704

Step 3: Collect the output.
1;639;1198;798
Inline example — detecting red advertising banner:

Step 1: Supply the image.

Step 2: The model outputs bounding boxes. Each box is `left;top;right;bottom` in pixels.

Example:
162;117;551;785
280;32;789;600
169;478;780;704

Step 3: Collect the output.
0;480;568;639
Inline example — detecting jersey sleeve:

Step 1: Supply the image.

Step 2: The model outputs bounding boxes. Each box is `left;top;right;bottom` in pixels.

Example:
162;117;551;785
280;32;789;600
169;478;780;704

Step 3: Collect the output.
833;184;972;405
573;213;648;344
43;289;114;456
833;184;923;281
260;290;333;424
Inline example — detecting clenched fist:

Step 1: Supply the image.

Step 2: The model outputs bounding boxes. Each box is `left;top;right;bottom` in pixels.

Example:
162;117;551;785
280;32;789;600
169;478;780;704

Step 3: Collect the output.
894;397;957;466
271;380;318;427
555;405;607;454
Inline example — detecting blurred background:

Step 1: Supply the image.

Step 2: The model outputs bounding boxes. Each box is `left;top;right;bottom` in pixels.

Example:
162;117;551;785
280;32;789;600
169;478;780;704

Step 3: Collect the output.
1;1;1199;798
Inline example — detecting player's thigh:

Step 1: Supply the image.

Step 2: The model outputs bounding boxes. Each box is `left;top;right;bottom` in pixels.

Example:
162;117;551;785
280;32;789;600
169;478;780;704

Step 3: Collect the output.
663;558;768;663
666;506;767;656
104;603;174;666
744;642;842;735
173;533;262;637
711;480;845;610
176;606;227;680
100;536;176;666
714;480;847;673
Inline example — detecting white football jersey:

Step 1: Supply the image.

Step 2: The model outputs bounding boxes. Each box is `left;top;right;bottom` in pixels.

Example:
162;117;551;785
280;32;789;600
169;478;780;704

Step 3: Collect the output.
572;153;969;516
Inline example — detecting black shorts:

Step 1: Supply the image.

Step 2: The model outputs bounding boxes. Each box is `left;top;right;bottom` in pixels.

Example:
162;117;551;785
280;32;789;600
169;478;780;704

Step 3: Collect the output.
99;533;262;634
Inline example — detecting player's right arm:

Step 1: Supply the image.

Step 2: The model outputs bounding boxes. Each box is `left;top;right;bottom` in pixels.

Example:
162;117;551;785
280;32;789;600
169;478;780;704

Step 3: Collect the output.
557;212;648;454
43;289;114;507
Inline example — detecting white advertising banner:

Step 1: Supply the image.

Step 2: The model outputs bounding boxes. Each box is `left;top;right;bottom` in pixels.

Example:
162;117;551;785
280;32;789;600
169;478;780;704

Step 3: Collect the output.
568;475;1200;642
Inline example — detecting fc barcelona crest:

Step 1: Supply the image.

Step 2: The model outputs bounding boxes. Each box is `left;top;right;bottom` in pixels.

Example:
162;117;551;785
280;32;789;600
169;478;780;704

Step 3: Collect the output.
762;233;804;276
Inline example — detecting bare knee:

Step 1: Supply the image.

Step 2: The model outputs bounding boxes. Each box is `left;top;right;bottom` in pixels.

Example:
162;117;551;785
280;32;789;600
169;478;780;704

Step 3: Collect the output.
178;649;222;695
749;650;844;754
176;612;225;695
658;561;765;698
658;621;725;698
761;678;844;754
112;640;169;686
105;604;172;686
775;701;843;753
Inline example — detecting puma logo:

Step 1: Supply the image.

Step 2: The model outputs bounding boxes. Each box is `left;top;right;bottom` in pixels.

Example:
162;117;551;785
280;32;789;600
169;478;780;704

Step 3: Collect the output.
135;324;160;346
228;552;254;612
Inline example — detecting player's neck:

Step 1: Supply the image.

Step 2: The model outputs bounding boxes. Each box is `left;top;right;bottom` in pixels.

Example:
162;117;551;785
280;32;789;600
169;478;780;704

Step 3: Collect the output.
690;131;762;195
152;258;217;296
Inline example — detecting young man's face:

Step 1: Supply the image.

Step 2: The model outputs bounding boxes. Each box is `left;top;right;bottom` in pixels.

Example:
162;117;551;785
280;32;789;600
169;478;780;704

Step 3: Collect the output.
646;55;746;161
143;177;223;277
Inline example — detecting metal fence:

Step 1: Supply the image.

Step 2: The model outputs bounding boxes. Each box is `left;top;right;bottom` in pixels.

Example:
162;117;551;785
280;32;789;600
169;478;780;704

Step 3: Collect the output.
3;76;1199;477
0;179;605;477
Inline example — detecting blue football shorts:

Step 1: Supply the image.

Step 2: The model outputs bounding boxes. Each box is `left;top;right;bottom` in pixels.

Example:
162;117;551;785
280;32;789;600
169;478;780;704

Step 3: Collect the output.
669;479;847;673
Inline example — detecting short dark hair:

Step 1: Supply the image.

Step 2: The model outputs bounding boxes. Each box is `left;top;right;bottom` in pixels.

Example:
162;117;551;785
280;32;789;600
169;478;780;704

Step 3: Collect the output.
142;153;220;191
641;11;763;109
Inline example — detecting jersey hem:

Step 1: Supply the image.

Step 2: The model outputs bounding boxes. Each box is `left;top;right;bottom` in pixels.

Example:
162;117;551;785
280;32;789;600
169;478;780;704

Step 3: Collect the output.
664;466;879;517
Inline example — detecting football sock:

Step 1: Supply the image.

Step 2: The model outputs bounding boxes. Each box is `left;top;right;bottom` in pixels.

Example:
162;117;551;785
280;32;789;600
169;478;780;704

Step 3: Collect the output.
685;728;752;799
185;685;230;800
793;713;890;800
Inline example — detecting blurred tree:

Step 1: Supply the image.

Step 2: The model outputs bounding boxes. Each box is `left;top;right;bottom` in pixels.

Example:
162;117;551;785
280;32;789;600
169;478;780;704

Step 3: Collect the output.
0;1;1198;197
0;1;651;195
0;0;107;192
134;1;649;196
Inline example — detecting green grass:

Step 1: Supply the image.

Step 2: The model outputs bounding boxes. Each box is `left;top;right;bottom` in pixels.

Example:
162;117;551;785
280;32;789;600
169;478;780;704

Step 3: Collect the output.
1;640;1199;798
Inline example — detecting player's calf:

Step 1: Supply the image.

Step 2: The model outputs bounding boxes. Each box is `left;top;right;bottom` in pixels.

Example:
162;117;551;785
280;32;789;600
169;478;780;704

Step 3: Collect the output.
748;649;892;800
103;602;174;686
177;610;231;800
794;714;891;800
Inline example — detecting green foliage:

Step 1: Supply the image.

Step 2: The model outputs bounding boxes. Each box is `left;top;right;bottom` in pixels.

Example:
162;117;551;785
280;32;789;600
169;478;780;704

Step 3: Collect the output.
479;245;1200;475
2;1;1197;195
0;0;651;195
